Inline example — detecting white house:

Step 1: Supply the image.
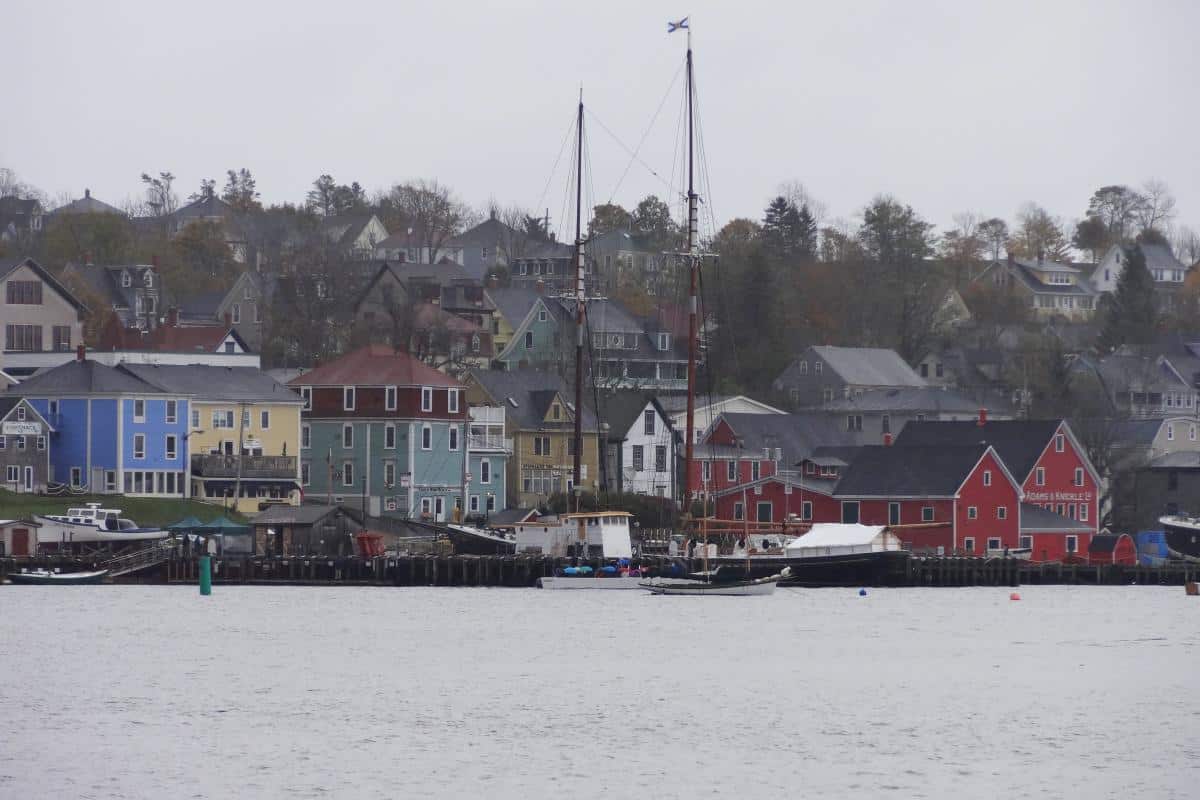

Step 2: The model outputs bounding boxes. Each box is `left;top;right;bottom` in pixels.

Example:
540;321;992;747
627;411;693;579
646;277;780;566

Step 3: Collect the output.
603;394;677;499
658;394;787;444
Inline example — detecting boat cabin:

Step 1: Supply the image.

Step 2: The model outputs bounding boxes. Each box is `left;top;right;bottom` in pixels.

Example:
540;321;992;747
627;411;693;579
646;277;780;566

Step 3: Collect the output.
514;511;634;558
47;504;130;531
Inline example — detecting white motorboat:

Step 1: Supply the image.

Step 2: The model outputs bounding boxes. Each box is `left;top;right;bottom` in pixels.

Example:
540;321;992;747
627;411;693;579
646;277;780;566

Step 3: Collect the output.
7;569;109;585
37;503;168;546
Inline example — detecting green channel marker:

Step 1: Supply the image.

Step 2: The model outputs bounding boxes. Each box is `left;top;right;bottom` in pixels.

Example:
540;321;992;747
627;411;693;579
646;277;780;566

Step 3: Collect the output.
199;556;212;595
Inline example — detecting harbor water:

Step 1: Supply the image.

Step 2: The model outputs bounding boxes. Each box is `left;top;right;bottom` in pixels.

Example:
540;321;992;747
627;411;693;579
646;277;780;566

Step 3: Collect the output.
0;585;1195;799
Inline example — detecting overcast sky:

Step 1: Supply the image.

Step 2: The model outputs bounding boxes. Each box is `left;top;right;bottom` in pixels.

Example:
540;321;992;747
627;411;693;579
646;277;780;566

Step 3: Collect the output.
7;0;1198;240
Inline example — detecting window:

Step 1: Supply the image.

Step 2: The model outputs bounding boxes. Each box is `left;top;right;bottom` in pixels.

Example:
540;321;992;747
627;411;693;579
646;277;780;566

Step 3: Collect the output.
6;280;42;304
165;400;177;424
1191;425;1197;442
15;436;24;451
422;425;433;450
1;436;7;451
702;461;712;483
71;467;82;487
1065;535;1078;553
632;445;644;471
657;333;670;351
983;470;992;486
1019;535;1032;549
242;409;251;429
888;502;901;525
16;406;25;421
524;331;534;349
733;502;744;520
302;424;311;448
935;362;944;378
841;501;860;524
342;462;354;486
133;399;145;422
920;363;929;377
480;459;491;484
449;427;459;451
36;435;46;451
165;435;177;460
1073;467;1084;487
260;410;270;430
846;415;862;432
822;387;833;403
751;461;761;481
987;537;1002;551
1079;503;1088;522
343;424;354;448
4;324;42;351
385;424;396;449
254;304;262;323
814;361;822;375
963;537;975;553
655;445;667;473
643;409;656;436
798;361;808;375
470;495;480;512
800;500;813;520
446;389;460;414
133;434;146;459
52;325;71;351
1068;503;1077;519
881;415;890;435
343;387;355;411
727;461;738;482
6;465;17;482
301;462;310;486
385;386;397;411
48;400;58;416
1055;433;1065;452
967;506;978;519
421;387;433;412
471;334;480;353
301;387;312;410
232;304;241;324
1035;467;1045;486
384;461;395;487
538;308;548;322
486;494;496;511
1167;424;1174;441
996;506;1007;520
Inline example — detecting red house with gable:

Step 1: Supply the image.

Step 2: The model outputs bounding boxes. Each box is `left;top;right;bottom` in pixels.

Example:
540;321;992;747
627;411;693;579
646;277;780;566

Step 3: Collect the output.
832;444;1022;554
894;417;1102;560
713;473;840;524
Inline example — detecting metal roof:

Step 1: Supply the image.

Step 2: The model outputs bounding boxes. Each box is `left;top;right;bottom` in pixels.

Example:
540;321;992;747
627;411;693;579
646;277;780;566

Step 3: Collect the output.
834;444;992;497
121;364;300;402
1019;503;1092;532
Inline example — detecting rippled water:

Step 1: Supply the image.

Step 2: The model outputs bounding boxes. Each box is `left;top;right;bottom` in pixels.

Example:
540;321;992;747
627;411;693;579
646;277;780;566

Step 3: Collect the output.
0;585;1195;799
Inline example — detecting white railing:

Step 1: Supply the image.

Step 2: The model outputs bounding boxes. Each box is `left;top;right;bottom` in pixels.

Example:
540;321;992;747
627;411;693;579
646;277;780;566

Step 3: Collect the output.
469;406;506;425
468;435;512;452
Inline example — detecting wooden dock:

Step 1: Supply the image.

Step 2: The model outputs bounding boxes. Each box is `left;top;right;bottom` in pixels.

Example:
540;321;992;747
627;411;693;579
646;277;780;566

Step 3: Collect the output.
3;553;1198;588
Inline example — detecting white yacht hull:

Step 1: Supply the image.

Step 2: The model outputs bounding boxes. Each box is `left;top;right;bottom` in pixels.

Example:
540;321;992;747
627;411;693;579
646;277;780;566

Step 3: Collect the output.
537;576;693;590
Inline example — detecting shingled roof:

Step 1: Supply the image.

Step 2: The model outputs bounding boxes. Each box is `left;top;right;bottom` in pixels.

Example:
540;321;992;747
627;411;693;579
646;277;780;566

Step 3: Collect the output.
12;359;164;395
716;412;855;462
892;419;1066;483
121;364;300;403
834;444;993;498
288;344;461;388
466;368;598;431
812;346;926;387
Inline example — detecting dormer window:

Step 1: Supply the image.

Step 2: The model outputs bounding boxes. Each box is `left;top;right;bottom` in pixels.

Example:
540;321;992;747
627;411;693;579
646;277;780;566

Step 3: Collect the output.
657;333;670;351
121;272;131;287
144;271;153;287
343;386;356;411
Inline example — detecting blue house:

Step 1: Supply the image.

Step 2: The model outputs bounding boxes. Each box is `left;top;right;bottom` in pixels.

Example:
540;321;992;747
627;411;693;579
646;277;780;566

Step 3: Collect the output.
11;353;191;496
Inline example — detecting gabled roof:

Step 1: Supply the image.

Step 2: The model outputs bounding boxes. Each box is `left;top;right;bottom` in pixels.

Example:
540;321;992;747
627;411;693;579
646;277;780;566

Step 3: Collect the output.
63;262;157;312
104;323;249;354
834;444;994;498
173;193;235;222
1110;418;1168;448
121;364;299;403
893;419;1066;483
985;259;1095;296
1019;503;1093;533
1088;532;1131;553
599;392;673;440
252;504;342;526
712;473;838;498
11;358;165;395
657;394;786;416
289;344;461;389
820;386;995;414
178;290;227;319
0;257;87;312
448;216;520;247
715;412;855;459
486;287;541;328
319;213;383;248
0;397;54;431
466;368;598;431
50;189;124;216
779;346;925;388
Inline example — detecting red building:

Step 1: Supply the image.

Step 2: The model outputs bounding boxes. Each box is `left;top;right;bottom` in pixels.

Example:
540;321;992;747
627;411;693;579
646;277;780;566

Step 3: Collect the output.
713;474;839;524
1087;532;1137;565
895;417;1102;560
832;444;1022;554
690;443;779;497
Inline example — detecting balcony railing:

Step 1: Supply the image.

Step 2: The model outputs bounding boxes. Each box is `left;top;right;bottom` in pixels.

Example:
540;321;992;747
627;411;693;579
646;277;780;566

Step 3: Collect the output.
190;454;297;478
467;434;513;452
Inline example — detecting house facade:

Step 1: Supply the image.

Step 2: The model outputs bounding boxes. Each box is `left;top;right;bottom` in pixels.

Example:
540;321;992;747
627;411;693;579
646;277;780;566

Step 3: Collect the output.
13;353;190;496
291;345;470;520
975;256;1097;320
714;474;839;524
463;368;601;509
466;405;510;517
2;257;86;356
1091;243;1189;311
122;364;303;514
0;398;54;494
602;394;676;499
773;345;927;408
61;261;164;331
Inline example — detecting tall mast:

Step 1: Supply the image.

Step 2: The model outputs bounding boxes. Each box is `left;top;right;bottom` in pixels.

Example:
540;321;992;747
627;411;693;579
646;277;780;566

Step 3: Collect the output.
683;32;699;514
573;89;585;512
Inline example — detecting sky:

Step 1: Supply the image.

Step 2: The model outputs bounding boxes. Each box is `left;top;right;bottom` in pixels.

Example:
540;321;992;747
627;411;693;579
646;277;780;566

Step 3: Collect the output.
6;0;1199;241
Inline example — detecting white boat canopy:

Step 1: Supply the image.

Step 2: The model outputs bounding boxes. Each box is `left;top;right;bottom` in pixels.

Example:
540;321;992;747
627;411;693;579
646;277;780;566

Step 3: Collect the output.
785;524;900;557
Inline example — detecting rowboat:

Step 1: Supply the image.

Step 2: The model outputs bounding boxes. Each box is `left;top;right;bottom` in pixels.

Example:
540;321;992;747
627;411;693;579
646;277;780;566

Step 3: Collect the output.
7;569;109;585
641;567;790;596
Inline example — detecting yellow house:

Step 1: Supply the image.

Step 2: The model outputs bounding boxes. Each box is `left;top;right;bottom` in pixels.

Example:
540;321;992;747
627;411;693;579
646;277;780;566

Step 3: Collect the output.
464;369;601;509
122;364;303;514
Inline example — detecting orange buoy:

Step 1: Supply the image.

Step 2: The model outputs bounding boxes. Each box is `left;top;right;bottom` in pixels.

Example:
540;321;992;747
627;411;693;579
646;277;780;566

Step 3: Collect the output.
1009;592;1021;601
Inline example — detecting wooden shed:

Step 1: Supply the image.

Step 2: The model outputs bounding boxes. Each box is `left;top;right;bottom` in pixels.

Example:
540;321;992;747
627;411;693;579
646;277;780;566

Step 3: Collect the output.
1088;532;1137;566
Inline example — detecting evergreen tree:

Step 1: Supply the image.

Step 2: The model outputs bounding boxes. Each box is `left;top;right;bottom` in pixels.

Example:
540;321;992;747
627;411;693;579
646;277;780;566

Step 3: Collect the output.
795;203;818;262
1099;244;1157;350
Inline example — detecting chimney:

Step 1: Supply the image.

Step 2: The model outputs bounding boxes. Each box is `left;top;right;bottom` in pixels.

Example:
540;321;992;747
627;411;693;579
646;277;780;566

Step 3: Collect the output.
151;254;159;270
977;408;988;426
167;306;179;328
85;251;93;266
883;433;893;446
486;275;499;289
76;344;86;362
535;279;546;295
223;311;232;328
84;188;91;199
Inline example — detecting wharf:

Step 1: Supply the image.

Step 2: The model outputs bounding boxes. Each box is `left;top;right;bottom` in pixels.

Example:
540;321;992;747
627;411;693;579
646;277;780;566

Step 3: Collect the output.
2;553;1198;588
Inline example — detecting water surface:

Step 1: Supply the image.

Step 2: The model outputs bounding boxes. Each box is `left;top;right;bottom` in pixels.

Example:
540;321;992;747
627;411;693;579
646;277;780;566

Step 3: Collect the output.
1;585;1195;799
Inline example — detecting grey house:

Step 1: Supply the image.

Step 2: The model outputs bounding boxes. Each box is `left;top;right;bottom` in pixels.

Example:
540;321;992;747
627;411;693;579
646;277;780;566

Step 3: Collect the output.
0;397;54;494
1130;452;1200;532
773;345;927;408
813;386;1015;445
61;261;164;331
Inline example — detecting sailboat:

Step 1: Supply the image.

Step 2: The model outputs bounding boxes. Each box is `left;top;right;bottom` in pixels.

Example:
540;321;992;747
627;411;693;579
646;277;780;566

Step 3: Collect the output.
639;23;788;597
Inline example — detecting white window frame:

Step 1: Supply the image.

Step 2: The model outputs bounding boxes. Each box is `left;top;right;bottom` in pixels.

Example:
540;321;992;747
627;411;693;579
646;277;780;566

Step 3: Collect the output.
133;433;146;460
1065;535;1078;553
1055;434;1065;452
36;435;46;451
524;331;533;349
301;462;310;486
727;460;737;482
963;537;975;553
987;537;1002;551
343;386;356;411
343;424;354;449
165;434;177;460
996;506;1007;520
801;500;813;520
260;410;270;430
921;506;934;522
448;389;459;413
1035;467;1045;486
967;506;978;519
1079;503;1088;522
384;461;396;487
385;385;397;411
133;399;145;423
1074;467;1083;487
702;461;712;483
422;424;432;450
480;459;491;484
449;426;459;451
342;461;354;487
385;424;396;449
301;424;310;449
421;386;433;412
301;387;312;410
166;400;177;424
888;502;901;525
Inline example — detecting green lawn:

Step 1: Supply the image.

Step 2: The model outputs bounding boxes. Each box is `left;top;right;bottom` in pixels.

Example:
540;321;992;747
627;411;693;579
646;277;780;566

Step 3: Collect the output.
0;490;247;526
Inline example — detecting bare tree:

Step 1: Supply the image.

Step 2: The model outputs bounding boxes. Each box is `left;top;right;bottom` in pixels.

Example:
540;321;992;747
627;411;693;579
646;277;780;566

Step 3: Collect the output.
777;180;828;224
0;167;44;202
977;217;1009;263
1136;178;1176;234
140;171;178;217
1172;225;1200;266
387;179;476;263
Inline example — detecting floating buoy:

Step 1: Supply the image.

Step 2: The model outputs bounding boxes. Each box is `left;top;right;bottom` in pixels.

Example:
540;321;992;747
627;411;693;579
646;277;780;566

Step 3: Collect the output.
1009;592;1021;601
858;588;868;597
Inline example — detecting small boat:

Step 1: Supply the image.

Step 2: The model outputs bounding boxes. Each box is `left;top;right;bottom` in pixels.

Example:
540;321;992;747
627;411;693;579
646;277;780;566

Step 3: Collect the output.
539;574;647;590
7;569;109;585
514;512;635;560
1160;514;1200;562
37;503;168;548
641;567;789;596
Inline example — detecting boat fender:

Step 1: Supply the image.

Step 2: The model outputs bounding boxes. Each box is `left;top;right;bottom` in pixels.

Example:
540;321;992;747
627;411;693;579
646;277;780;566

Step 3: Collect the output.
858;588;868;597
1010;592;1021;601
